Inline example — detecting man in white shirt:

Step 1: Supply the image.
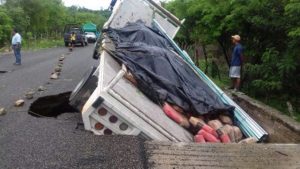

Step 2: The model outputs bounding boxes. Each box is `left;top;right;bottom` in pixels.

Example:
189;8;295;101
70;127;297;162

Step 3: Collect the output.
11;28;22;65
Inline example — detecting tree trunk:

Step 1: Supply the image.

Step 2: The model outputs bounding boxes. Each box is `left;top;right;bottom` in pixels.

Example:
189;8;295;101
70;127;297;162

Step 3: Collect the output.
194;44;200;67
202;44;208;74
218;39;230;68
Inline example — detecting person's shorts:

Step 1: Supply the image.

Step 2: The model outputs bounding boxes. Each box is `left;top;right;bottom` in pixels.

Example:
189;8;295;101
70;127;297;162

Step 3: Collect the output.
229;66;241;78
71;40;76;45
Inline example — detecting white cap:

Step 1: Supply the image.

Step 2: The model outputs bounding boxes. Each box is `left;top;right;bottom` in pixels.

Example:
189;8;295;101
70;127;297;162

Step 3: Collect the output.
231;35;241;41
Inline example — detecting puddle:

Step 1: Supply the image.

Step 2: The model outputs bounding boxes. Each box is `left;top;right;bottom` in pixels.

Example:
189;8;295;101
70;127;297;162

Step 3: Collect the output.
28;92;78;117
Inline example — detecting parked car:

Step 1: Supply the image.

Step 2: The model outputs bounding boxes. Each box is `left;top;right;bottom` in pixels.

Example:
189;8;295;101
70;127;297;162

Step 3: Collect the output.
64;24;88;47
85;32;97;43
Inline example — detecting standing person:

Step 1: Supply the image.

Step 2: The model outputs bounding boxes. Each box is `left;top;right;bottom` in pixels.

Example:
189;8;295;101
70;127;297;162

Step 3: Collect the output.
229;35;243;91
69;32;76;51
11;28;22;65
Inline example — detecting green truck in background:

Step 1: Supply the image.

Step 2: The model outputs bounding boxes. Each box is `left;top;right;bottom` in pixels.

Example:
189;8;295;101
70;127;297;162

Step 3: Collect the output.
82;22;100;43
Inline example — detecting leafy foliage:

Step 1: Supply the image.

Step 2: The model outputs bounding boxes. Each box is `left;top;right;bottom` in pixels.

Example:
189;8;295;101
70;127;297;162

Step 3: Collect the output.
165;0;300;118
246;48;282;93
0;6;12;45
165;0;300;97
0;0;109;46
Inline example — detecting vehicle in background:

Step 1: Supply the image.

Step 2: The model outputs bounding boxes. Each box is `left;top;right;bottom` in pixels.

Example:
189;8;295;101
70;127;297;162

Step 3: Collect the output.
83;22;100;39
64;24;88;47
85;32;97;43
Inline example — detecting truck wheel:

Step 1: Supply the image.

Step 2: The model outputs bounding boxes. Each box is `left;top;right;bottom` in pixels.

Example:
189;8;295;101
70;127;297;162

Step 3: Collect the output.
65;42;69;47
81;42;84;47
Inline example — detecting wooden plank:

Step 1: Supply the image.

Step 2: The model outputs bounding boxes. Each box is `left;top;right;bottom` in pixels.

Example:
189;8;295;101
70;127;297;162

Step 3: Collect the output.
145;142;300;169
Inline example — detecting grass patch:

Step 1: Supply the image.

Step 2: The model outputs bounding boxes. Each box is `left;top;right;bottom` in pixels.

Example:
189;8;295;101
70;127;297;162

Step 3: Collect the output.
251;95;300;122
0;38;63;53
198;59;231;89
22;38;63;50
210;75;230;89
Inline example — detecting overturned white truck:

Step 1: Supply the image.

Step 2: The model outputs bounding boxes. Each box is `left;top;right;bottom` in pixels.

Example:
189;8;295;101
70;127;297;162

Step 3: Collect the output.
69;0;268;143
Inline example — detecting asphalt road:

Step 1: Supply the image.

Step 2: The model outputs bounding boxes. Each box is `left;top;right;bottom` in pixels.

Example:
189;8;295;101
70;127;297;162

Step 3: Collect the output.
0;45;146;169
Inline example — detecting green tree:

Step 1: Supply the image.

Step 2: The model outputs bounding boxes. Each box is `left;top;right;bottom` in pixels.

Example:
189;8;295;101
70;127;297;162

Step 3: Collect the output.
3;0;109;37
65;7;108;30
0;6;12;46
46;0;66;34
6;7;30;33
165;0;300;117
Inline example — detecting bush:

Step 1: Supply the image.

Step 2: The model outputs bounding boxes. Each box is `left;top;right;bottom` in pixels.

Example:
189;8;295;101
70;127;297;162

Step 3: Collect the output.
0;6;12;47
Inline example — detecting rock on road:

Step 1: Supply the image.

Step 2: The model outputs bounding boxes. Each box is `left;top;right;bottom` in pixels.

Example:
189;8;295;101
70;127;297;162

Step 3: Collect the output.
0;46;146;169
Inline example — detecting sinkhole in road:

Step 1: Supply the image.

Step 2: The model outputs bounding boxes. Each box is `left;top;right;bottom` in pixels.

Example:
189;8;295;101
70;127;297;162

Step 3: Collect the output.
28;92;78;117
0;70;8;73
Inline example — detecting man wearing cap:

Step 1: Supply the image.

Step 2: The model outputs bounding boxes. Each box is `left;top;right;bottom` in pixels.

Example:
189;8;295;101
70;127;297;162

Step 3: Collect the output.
11;28;22;65
229;35;243;91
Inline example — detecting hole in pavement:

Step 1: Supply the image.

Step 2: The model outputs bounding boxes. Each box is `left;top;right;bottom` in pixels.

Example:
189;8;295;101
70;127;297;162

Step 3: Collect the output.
28;92;78;117
0;71;8;73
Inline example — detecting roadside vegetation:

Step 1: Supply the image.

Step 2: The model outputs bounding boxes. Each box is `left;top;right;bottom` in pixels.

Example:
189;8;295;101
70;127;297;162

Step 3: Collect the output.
164;0;300;121
0;0;110;51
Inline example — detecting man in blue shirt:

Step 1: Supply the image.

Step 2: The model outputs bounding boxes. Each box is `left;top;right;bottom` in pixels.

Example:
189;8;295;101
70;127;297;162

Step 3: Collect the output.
11;28;22;65
229;35;243;91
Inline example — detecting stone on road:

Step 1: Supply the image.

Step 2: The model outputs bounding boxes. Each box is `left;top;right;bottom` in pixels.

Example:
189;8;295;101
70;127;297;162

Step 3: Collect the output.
15;99;25;107
25;91;35;100
38;86;47;92
54;66;62;72
50;73;59;79
59;56;65;61
0;107;6;116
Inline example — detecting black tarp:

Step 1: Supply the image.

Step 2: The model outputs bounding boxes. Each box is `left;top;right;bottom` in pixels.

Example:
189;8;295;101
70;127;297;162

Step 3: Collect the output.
104;21;234;116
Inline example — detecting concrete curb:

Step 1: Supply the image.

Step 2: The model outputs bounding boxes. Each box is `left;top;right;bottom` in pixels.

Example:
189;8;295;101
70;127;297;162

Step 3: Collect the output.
145;141;300;169
232;92;300;133
226;91;300;143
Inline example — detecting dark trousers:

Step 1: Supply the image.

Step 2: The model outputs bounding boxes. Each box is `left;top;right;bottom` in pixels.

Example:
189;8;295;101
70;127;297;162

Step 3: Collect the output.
13;45;21;64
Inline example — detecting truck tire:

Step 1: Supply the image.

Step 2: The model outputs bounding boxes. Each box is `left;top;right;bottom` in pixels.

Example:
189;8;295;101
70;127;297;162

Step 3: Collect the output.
81;42;84;47
65;42;69;47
